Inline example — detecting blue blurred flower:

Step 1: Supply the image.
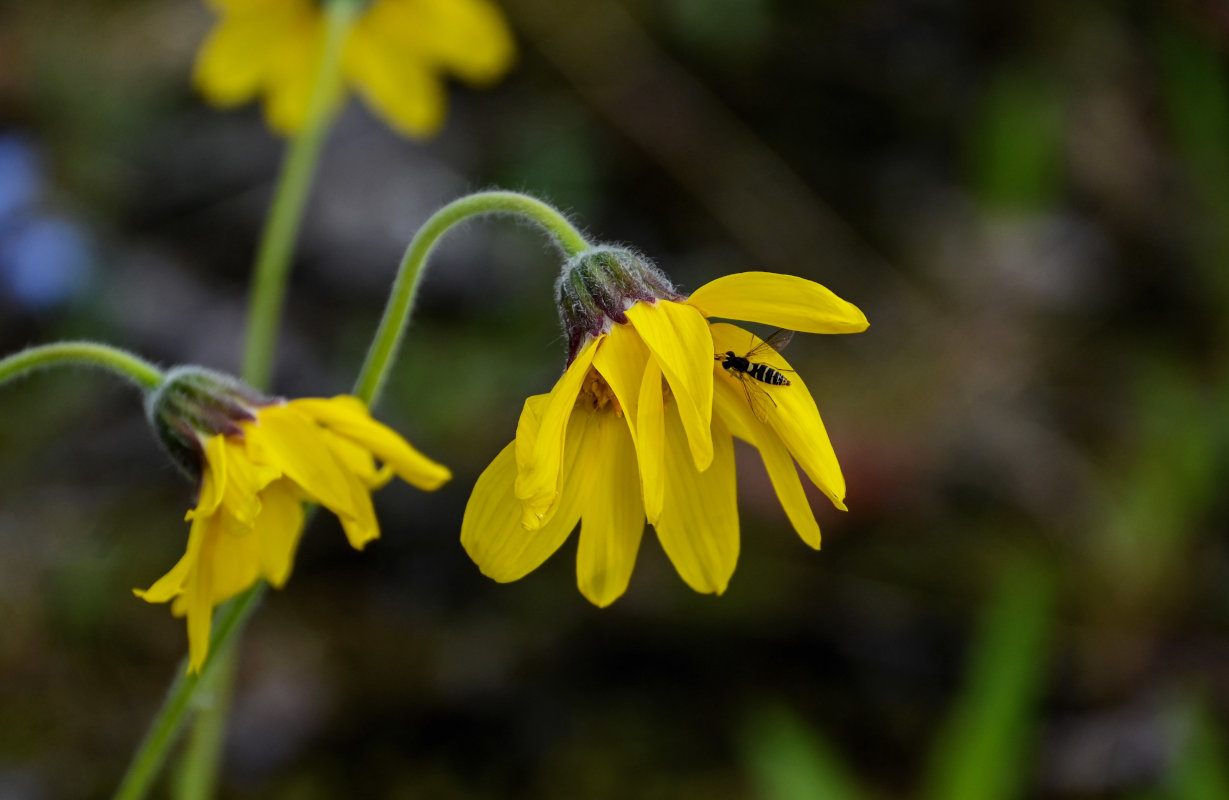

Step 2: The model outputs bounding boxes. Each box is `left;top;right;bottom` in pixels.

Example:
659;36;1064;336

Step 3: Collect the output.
0;133;95;311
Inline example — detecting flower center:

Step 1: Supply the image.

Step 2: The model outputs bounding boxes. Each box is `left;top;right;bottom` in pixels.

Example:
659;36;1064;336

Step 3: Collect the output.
576;370;623;417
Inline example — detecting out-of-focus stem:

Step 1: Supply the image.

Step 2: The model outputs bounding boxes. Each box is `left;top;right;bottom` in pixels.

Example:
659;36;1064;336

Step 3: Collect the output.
112;585;265;800
240;0;359;392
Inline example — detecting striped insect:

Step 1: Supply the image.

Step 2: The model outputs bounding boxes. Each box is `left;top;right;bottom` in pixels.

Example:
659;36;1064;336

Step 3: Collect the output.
716;328;795;422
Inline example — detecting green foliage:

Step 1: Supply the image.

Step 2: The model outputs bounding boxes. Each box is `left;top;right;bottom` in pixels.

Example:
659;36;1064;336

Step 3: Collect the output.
1157;23;1229;215
1157;15;1229;309
1098;360;1222;597
1171;697;1229;800
970;66;1065;212
741;706;868;800
919;561;1055;800
740;562;1057;800
666;0;771;60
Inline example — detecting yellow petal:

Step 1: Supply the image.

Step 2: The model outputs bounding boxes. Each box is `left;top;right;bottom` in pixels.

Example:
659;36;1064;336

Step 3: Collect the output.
205;0;303;13
263;15;327;136
654;404;739;594
206;515;262;604
194;21;265;107
576;411;645;606
710;323;847;509
625;301;714;471
288;396;451;490
320;427;392;490
253;480;306;587
513;393;548;473
216;437;281;526
462;409;596;582
134;507;210;604
355;0;515;85
687;272;869;334
194;435;229;518
337;467;381;550
245;404;357;518
344;24;446;138
510;392;571;531
635;355;665;524
193;5;303;107
133;551;191;604
592;321;649;438
184;516;222;672
594;324;666;521
713;373;821;548
515;336;601;529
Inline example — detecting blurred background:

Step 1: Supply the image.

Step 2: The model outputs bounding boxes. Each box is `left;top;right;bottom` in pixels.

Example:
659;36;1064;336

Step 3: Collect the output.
2;0;1229;797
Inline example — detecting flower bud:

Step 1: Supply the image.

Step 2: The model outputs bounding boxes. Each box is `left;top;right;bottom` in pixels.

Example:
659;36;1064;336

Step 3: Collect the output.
144;366;276;481
556;246;681;363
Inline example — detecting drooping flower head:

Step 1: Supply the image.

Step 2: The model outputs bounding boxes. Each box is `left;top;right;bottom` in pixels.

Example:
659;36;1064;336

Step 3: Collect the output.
195;0;516;137
142;367;450;671
463;247;868;605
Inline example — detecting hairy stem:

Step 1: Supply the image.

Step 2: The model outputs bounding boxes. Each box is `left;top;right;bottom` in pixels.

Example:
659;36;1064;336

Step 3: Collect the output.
0;342;163;391
354;190;591;406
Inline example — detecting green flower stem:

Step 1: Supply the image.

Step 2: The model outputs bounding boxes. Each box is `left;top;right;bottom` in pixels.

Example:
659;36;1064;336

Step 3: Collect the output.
240;0;359;392
113;584;266;800
0;342;163;391
119;1;360;794
354;190;591;406
173;642;238;800
117;190;586;796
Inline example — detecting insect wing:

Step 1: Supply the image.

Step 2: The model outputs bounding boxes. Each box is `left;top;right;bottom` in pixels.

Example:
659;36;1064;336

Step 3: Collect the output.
736;372;776;423
746;328;794;360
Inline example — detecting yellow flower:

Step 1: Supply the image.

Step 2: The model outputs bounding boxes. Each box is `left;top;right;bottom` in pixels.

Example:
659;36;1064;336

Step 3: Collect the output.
462;249;868;606
139;371;449;671
194;0;515;137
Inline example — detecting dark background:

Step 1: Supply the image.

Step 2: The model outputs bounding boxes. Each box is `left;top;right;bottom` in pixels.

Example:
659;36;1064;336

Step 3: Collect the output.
1;0;1228;797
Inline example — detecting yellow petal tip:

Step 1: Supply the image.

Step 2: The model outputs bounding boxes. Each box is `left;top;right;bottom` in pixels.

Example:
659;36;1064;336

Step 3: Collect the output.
420;466;452;490
349;531;379;551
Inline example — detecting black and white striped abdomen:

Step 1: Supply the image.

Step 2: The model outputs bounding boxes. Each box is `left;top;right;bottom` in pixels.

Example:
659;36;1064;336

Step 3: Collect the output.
746;361;790;386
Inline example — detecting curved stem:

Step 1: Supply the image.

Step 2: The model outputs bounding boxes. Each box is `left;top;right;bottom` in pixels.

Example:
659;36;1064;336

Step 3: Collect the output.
112;584;265;800
240;0;358;391
353;190;591;405
0;342;163;392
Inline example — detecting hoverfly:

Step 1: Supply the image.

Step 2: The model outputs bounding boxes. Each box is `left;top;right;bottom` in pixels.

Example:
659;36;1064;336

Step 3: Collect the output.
716;328;795;423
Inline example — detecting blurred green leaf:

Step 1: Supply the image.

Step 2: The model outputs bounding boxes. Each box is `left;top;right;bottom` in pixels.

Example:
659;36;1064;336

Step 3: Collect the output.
1158;23;1229;211
1157;17;1229;305
919;560;1055;800
1099;360;1219;597
666;0;771;61
1171;696;1229;800
970;66;1064;212
740;706;869;800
